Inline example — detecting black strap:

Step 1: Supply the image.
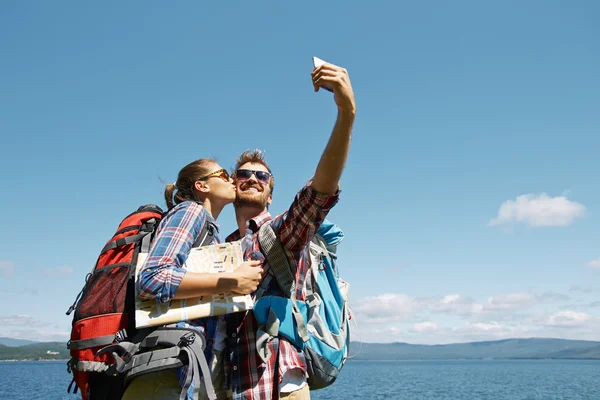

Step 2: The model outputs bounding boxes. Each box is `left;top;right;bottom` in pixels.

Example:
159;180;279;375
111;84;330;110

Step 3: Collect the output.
100;216;161;256
257;222;295;297
192;221;216;248
67;377;78;394
140;218;160;254
97;328;216;400
100;232;149;255
68;334;116;350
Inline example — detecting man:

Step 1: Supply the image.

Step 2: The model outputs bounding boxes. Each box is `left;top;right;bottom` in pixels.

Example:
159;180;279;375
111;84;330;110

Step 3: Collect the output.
224;62;355;400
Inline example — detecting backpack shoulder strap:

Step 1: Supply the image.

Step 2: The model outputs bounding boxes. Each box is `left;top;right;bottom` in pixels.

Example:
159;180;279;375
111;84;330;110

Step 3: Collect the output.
160;202;216;250
192;220;216;248
256;221;309;343
257;222;295;296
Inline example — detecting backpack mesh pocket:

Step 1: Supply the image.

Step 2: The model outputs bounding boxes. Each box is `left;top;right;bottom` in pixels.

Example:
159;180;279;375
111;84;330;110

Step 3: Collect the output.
75;263;133;321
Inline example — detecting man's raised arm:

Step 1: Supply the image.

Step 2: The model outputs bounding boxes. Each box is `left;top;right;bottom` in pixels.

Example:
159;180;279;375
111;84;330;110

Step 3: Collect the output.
278;63;356;253
310;63;356;195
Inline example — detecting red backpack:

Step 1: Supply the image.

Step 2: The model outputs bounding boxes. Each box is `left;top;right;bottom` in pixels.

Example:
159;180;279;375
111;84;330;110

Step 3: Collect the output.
66;204;164;400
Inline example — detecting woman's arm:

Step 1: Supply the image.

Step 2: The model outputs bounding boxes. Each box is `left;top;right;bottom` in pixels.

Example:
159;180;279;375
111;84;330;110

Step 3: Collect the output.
138;202;261;302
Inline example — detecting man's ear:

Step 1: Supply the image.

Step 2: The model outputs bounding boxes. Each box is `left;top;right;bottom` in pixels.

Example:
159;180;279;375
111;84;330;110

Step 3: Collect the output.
194;180;210;194
267;194;272;206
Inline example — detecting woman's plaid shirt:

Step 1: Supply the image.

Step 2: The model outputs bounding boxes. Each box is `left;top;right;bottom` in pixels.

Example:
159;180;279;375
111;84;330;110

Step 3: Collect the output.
137;201;221;399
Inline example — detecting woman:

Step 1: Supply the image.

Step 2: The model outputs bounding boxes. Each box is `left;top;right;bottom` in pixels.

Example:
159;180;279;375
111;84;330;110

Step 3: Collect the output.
122;158;262;400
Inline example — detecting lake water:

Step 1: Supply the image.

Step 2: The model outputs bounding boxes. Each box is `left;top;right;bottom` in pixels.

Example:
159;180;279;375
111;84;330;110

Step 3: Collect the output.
1;359;599;399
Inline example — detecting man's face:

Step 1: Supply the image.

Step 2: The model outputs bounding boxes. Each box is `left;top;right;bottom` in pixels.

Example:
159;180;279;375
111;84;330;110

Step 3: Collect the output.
234;162;273;209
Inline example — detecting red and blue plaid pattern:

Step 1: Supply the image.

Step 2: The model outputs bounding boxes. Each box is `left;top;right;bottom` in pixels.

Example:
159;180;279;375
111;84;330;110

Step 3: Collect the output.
225;184;340;400
137;201;222;398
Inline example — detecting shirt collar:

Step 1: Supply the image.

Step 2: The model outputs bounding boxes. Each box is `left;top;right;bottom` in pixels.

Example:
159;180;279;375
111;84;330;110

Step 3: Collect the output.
226;209;272;242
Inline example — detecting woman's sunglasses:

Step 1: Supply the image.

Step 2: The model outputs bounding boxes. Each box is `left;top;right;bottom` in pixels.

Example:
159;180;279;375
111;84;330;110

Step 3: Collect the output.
198;168;230;182
235;169;272;184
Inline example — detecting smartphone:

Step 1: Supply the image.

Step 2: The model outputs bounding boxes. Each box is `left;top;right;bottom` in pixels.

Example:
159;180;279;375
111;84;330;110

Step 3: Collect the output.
312;56;334;92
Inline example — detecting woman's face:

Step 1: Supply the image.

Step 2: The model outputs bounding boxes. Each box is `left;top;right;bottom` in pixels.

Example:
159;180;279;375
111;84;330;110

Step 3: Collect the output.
200;164;236;204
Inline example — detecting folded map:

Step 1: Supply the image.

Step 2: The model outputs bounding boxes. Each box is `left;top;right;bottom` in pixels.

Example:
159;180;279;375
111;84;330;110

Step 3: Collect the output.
134;240;253;328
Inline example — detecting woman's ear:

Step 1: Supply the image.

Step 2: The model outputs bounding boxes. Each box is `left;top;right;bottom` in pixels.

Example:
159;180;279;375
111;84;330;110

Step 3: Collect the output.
194;180;210;194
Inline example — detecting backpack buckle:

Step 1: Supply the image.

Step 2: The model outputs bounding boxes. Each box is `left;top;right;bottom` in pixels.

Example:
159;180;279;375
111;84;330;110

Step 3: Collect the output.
115;329;128;343
178;332;195;347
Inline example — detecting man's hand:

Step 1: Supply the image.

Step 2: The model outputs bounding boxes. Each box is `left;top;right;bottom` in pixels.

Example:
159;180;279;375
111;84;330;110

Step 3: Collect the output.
310;63;356;195
311;63;356;116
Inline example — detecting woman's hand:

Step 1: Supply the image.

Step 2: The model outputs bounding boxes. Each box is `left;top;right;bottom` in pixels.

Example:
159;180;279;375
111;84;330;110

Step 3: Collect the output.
230;260;263;295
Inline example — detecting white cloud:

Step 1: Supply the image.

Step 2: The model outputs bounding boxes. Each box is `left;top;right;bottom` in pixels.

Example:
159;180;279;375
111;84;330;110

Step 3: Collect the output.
429;295;484;317
40;266;74;278
488;193;585;227
357;321;543;345
486;292;569;310
353;291;572;326
442;294;459;304
0;314;51;328
351;325;407;344
349;289;600;344
486;292;535;310
0;261;15;277
352;294;419;323
411;322;438;333
586;259;600;270
545;311;590;327
441;322;545;344
0;329;70;343
543;311;594;327
363;314;600;344
460;321;505;333
351;302;600;345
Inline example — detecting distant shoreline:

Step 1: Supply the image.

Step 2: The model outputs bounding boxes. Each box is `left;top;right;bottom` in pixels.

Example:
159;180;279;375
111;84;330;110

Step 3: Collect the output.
2;337;598;362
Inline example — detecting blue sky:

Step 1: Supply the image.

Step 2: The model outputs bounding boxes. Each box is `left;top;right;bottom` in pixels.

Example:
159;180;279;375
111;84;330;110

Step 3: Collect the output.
1;1;599;345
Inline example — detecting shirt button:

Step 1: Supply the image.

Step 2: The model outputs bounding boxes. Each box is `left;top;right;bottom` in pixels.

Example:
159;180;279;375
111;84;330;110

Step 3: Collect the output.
233;366;238;371
232;333;236;338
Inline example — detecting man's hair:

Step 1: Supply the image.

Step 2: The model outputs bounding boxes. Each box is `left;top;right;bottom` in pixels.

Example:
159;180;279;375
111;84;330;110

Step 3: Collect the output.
233;149;275;195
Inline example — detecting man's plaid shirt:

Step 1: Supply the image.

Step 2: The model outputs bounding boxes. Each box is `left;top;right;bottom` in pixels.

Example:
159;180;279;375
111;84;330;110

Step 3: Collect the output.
225;183;340;400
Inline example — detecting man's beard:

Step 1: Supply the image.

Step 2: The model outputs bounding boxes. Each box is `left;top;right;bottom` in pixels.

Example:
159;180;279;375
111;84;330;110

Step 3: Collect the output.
234;188;270;209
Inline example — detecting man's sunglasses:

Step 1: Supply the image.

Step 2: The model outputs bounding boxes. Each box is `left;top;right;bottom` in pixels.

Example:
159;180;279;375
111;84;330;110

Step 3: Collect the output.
235;169;272;184
198;168;230;182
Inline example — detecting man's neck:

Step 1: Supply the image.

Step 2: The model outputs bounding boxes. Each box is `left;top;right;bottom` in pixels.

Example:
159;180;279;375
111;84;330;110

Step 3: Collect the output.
235;205;267;237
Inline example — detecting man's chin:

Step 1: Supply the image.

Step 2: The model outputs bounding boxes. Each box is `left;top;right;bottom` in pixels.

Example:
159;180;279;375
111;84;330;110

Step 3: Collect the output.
234;195;267;209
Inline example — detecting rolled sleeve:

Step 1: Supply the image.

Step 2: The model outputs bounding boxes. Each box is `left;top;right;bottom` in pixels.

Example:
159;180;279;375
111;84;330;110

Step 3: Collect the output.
304;182;341;208
279;182;340;253
138;262;187;303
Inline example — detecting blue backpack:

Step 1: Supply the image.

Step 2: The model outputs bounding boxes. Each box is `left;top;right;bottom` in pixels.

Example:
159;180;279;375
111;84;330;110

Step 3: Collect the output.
253;219;351;390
